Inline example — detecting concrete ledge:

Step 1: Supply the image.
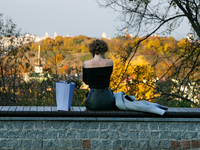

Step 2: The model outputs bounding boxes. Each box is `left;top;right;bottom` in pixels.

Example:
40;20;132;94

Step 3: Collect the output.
1;106;200;118
1;117;200;122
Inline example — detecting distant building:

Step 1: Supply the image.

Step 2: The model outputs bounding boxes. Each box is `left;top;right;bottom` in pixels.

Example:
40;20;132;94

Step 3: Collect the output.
45;32;49;38
187;33;194;43
102;32;107;38
54;32;57;39
154;33;159;37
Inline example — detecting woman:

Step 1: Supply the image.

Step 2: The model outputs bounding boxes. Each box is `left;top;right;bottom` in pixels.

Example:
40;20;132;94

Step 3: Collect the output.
83;39;117;110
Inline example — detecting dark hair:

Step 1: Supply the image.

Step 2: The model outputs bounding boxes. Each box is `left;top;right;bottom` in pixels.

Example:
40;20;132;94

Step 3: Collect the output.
89;39;108;56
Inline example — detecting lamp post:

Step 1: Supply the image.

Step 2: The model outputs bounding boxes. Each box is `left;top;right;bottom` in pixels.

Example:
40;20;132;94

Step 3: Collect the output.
0;41;2;58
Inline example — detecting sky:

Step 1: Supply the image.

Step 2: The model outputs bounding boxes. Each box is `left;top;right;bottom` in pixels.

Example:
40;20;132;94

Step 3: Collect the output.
0;0;192;40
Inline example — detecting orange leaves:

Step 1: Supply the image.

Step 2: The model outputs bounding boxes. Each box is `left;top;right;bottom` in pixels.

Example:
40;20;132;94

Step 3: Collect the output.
63;64;71;74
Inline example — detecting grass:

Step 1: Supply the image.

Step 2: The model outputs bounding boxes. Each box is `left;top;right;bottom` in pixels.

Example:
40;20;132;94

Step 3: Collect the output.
80;54;92;62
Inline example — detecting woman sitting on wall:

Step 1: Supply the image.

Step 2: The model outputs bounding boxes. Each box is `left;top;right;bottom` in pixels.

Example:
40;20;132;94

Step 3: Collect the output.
82;39;117;110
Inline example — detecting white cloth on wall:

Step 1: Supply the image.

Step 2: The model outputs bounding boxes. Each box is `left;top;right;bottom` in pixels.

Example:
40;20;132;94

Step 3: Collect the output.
114;92;167;115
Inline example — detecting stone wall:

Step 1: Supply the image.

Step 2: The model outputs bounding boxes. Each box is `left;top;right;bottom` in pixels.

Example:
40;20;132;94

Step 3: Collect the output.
0;117;200;150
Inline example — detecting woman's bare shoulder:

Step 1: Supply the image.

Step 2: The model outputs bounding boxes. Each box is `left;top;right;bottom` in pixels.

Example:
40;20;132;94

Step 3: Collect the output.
105;59;113;66
83;60;93;68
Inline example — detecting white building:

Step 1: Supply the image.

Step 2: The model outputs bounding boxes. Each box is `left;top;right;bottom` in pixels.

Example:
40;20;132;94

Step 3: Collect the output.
45;32;49;38
102;32;107;39
54;32;57;39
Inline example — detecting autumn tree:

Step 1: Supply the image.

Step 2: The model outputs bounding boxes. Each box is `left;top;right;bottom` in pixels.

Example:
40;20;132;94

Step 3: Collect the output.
98;0;200;107
110;53;157;101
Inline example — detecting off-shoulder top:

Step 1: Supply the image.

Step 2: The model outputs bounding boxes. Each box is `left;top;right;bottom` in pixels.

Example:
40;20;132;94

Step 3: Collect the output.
83;66;113;89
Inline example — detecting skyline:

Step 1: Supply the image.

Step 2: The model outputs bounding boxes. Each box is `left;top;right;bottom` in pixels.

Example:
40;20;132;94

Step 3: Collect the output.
1;0;192;40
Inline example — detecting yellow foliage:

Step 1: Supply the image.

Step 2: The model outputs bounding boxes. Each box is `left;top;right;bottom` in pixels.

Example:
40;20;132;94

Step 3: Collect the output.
56;54;64;64
110;54;158;101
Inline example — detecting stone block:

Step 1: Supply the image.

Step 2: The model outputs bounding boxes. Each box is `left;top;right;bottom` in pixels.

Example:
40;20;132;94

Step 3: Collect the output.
1;139;11;148
188;123;196;131
178;123;187;131
44;121;53;129
53;139;61;148
23;122;34;129
112;140;121;148
72;139;81;148
91;140;101;149
77;130;88;138
169;123;179;130
0;121;5;129
130;140;139;148
47;129;57;139
149;140;159;148
79;122;89;130
139;123;148;130
182;140;190;149
171;132;181;140
7;130;19;138
119;122;129;131
37;130;47;138
120;131;129;139
151;132;159;139
88;131;99;138
89;122;99;130
109;131;119;139
139;131;149;139
159;122;169;131
181;132;189;139
121;140;130;148
160;140;171;148
32;139;43;148
197;123;200;130
129;122;138;130
35;121;43;129
110;122;120;130
101;140;112;149
19;130;29;139
149;122;158;130
140;140;148;148
61;139;71;148
13;121;23;129
71;122;80;129
82;140;91;149
130;131;138;139
0;130;7;138
22;140;32;148
99;122;110;130
171;141;180;149
190;132;198;139
6;122;14;129
100;131;109;139
43;139;53;148
58;130;66;138
160;131;169;139
192;140;200;148
67;130;76;138
53;121;63;129
30;130;37;139
62;122;70;129
12;140;22;148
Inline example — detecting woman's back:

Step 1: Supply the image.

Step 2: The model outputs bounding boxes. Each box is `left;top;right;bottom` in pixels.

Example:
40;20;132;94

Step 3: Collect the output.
83;55;113;68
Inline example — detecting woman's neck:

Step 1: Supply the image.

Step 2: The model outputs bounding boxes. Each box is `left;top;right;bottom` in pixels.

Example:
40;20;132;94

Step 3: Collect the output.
93;54;105;59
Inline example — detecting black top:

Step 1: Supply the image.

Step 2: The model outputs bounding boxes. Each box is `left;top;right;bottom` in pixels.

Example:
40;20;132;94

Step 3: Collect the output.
83;66;113;89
